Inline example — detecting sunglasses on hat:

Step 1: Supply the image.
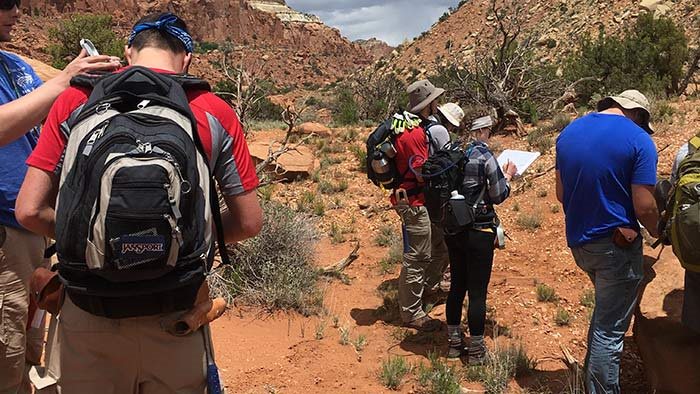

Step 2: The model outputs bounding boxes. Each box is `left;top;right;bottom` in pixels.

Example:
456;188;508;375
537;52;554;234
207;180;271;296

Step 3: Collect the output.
0;0;19;10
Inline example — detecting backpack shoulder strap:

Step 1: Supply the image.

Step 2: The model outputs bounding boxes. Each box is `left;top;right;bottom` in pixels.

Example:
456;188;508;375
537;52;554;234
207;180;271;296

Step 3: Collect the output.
169;74;211;92
423;120;441;152
70;72;111;89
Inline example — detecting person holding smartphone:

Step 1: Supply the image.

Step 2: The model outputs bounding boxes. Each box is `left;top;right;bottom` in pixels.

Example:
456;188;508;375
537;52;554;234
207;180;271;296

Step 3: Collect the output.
0;1;120;392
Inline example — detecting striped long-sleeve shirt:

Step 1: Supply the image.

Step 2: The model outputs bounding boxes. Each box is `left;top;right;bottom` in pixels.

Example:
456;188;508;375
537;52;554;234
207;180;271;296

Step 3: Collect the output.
460;141;510;224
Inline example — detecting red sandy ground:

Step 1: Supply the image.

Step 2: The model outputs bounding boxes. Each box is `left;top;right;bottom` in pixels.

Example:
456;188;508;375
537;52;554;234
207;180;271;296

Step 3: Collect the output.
209;98;700;393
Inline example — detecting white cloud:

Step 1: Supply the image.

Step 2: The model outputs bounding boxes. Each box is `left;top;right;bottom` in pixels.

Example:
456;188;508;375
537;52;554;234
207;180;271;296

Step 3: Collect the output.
286;0;461;46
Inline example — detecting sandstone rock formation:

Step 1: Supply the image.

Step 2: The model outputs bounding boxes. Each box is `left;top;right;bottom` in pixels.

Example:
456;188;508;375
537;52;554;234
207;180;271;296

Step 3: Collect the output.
15;0;372;88
354;38;394;62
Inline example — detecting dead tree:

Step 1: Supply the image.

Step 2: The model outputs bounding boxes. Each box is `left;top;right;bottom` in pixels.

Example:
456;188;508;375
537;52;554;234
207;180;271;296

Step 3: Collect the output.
214;49;271;132
255;105;313;180
351;71;405;121
443;0;564;134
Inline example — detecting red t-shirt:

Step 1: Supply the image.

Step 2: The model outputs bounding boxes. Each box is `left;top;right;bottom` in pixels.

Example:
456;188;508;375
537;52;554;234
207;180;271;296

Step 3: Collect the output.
390;126;428;207
27;68;259;196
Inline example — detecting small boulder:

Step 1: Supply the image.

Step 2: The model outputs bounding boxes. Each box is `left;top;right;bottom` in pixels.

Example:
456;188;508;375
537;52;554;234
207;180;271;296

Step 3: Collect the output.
248;140;317;179
296;122;331;137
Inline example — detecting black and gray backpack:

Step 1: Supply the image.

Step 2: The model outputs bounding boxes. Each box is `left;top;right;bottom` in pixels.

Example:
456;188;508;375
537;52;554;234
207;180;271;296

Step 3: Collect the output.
54;67;229;318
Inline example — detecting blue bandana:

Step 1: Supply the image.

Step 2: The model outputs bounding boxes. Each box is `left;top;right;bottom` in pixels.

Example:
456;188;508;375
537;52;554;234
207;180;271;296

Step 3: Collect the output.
128;13;194;54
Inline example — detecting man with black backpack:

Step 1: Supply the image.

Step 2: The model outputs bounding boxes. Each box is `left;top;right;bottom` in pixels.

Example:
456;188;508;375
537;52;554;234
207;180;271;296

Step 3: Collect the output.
16;12;261;392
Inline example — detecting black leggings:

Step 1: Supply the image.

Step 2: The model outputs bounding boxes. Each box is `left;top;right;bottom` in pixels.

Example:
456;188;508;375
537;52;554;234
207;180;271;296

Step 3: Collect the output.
445;229;495;336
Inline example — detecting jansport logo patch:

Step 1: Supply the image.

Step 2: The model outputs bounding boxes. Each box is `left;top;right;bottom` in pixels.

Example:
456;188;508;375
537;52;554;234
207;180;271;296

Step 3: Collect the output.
121;241;165;255
114;234;167;262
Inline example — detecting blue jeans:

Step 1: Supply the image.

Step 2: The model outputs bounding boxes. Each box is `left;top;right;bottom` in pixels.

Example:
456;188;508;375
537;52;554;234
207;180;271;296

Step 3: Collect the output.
571;237;643;394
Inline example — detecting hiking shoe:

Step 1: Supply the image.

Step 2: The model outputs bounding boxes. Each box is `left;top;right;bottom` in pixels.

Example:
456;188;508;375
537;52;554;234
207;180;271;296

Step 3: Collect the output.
423;291;448;310
404;316;441;332
467;342;488;365
446;344;463;360
446;338;466;360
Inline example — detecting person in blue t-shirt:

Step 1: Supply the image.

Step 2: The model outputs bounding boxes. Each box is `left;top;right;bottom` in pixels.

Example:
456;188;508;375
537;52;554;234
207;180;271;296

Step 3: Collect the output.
556;89;660;394
0;2;119;392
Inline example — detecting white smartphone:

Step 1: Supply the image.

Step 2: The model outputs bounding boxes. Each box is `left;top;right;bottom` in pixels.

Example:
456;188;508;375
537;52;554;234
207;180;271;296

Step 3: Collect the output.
80;39;99;56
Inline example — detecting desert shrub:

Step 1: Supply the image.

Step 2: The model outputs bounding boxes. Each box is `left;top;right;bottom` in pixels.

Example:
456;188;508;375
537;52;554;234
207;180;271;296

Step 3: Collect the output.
652;98;676;124
555;307;572;326
536;283;557;302
48;14;123;69
380;356;411;390
296;190;317;213
349;144;367;172
564;14;689;104
313;197;325;217
195;41;219;53
353;334;368;352
580;289;595;309
333;87;360;125
257;184;275;201
466;342;536;393
210;201;321;316
247;120;287;131
330;222;345;244
527;128;554;153
552;113;572;131
315;321;326;340
339;326;351;345
417;353;461;394
516;211;543;230
252;96;285;122
375;224;398;247
336;72;408;124
318;179;348;194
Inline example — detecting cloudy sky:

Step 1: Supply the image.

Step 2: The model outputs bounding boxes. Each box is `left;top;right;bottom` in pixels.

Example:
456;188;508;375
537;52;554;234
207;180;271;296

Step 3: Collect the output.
286;0;462;46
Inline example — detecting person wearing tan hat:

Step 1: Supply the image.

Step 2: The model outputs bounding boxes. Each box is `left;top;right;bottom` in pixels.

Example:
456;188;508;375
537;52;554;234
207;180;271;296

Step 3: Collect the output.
407;79;450;155
386;79;451;332
555;89;660;393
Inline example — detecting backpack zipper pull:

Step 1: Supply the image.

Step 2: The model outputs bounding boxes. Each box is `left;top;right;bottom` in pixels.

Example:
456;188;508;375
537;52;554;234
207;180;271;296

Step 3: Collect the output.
164;213;184;246
82;123;109;156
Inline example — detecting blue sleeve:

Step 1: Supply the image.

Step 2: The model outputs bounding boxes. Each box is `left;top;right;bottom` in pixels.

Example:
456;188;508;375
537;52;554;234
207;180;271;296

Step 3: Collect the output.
631;134;657;185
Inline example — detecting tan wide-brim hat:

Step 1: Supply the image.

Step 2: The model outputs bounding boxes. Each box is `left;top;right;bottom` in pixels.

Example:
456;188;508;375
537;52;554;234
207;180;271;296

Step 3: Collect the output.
407;79;445;113
596;89;654;134
437;103;465;127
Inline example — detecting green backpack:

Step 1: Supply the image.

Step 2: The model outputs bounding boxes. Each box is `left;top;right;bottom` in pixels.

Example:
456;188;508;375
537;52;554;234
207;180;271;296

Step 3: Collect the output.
670;133;700;273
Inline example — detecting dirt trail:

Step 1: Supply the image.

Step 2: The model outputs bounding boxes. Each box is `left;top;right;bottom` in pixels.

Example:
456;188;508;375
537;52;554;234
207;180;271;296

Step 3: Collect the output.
209;100;700;393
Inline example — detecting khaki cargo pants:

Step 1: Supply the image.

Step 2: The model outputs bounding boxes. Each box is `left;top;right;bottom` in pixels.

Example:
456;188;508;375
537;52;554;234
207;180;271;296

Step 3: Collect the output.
0;225;49;394
395;205;449;323
35;296;208;394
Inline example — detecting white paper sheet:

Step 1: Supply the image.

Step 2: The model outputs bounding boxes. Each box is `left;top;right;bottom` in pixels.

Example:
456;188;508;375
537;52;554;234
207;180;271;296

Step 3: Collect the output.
497;150;541;176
